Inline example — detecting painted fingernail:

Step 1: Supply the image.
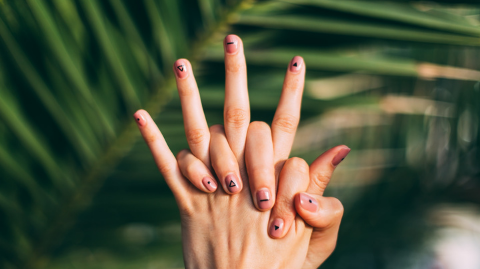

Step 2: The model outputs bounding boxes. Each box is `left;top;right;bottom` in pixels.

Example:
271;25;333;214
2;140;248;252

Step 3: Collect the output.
202;176;217;192
256;188;272;210
224;35;238;54
299;193;318;213
133;111;146;127
225;174;240;193
270;218;284;238
332;147;351;166
290;56;303;72
174;60;188;79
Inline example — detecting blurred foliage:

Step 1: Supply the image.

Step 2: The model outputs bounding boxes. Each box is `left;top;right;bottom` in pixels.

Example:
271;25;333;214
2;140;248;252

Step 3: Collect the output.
0;0;480;268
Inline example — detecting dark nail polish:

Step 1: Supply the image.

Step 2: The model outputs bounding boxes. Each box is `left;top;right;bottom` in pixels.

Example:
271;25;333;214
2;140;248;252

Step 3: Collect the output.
270;218;284;238
225;174;240;193
133;111;146;126
224;35;238;54
299;193;318;212
332;147;351;166
256;188;272;210
290;56;303;72
174;60;188;78
202;177;217;192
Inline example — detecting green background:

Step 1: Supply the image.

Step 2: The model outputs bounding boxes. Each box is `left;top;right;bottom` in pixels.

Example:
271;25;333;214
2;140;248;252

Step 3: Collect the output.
1;0;480;268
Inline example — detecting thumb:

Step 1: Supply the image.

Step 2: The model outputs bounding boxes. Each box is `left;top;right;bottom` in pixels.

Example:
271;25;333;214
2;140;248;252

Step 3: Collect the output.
295;193;344;269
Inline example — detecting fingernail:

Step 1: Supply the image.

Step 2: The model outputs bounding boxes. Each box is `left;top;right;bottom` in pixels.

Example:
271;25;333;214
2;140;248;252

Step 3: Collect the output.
256;188;272;210
133;111;146;127
174;60;188;79
299;193;318;213
202;177;217;192
270;218;284;238
290;56;303;72
224;35;238;54
225;174;240;193
332;147;351;166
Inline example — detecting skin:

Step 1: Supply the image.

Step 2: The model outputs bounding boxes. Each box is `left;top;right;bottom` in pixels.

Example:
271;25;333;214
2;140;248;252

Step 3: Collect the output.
134;35;347;269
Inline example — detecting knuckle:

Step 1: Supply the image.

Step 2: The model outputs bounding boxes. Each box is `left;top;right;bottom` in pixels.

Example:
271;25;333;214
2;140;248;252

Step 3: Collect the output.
176;149;191;160
209;124;224;133
310;171;331;193
226;61;243;73
249;121;270;132
273;114;298;134
285;157;308;173
186;128;208;146
157;162;175;176
177;85;194;97
144;133;159;144
225;108;249;128
330;198;344;219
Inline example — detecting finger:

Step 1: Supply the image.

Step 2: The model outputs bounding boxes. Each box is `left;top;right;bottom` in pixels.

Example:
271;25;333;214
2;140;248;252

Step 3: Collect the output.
268;157;310;239
176;149;217;193
223;34;250;163
133;109;189;199
295;193;344;269
272;56;305;176
308;145;351;196
245;121;275;211
173;59;210;167
209;125;242;194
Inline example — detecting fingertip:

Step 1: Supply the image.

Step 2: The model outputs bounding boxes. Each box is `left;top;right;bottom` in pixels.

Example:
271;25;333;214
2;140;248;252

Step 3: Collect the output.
173;58;190;79
289;56;304;73
224;34;243;55
133;109;148;127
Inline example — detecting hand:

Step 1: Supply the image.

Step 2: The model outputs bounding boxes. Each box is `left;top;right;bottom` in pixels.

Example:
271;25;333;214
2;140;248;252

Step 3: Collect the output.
133;34;348;268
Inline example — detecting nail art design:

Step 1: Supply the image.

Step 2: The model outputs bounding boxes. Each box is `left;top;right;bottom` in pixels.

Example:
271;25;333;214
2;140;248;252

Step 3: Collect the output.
225;174;240;193
177;64;186;72
290;56;303;72
174;60;188;79
256;188;272;210
133;111;146;126
224;35;238;54
270;219;284;238
299;193;318;213
202;177;217;192
332;147;351;166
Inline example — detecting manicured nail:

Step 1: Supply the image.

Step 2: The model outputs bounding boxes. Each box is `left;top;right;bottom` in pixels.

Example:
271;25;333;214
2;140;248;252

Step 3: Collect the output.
133;111;146;127
256;188;272;210
224;35;238;54
225;173;240;193
270;218;284;238
290;56;303;72
299;193;318;213
202;176;217;192
174;60;188;79
332;147;351;166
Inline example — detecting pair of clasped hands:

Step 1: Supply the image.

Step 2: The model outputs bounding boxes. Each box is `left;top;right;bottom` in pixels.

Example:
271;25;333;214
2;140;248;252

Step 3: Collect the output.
134;35;349;269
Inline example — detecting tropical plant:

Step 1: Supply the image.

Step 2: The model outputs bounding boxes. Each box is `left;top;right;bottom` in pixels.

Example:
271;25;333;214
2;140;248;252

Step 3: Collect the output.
0;0;479;268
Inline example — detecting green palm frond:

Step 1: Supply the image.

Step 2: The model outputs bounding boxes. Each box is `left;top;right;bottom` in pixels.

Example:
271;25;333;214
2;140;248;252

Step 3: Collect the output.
1;1;479;268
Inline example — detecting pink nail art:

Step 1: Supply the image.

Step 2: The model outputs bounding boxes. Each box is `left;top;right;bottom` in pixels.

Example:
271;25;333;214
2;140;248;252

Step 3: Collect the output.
332;147;351;166
299;193;318;213
174;60;188;79
270;218;284;238
133;111;146;127
224;35;238;54
225;174;240;193
202;177;217;192
256;188;272;210
290;56;303;72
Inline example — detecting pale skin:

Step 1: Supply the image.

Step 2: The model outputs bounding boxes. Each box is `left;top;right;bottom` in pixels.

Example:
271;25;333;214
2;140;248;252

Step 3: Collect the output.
134;35;349;269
